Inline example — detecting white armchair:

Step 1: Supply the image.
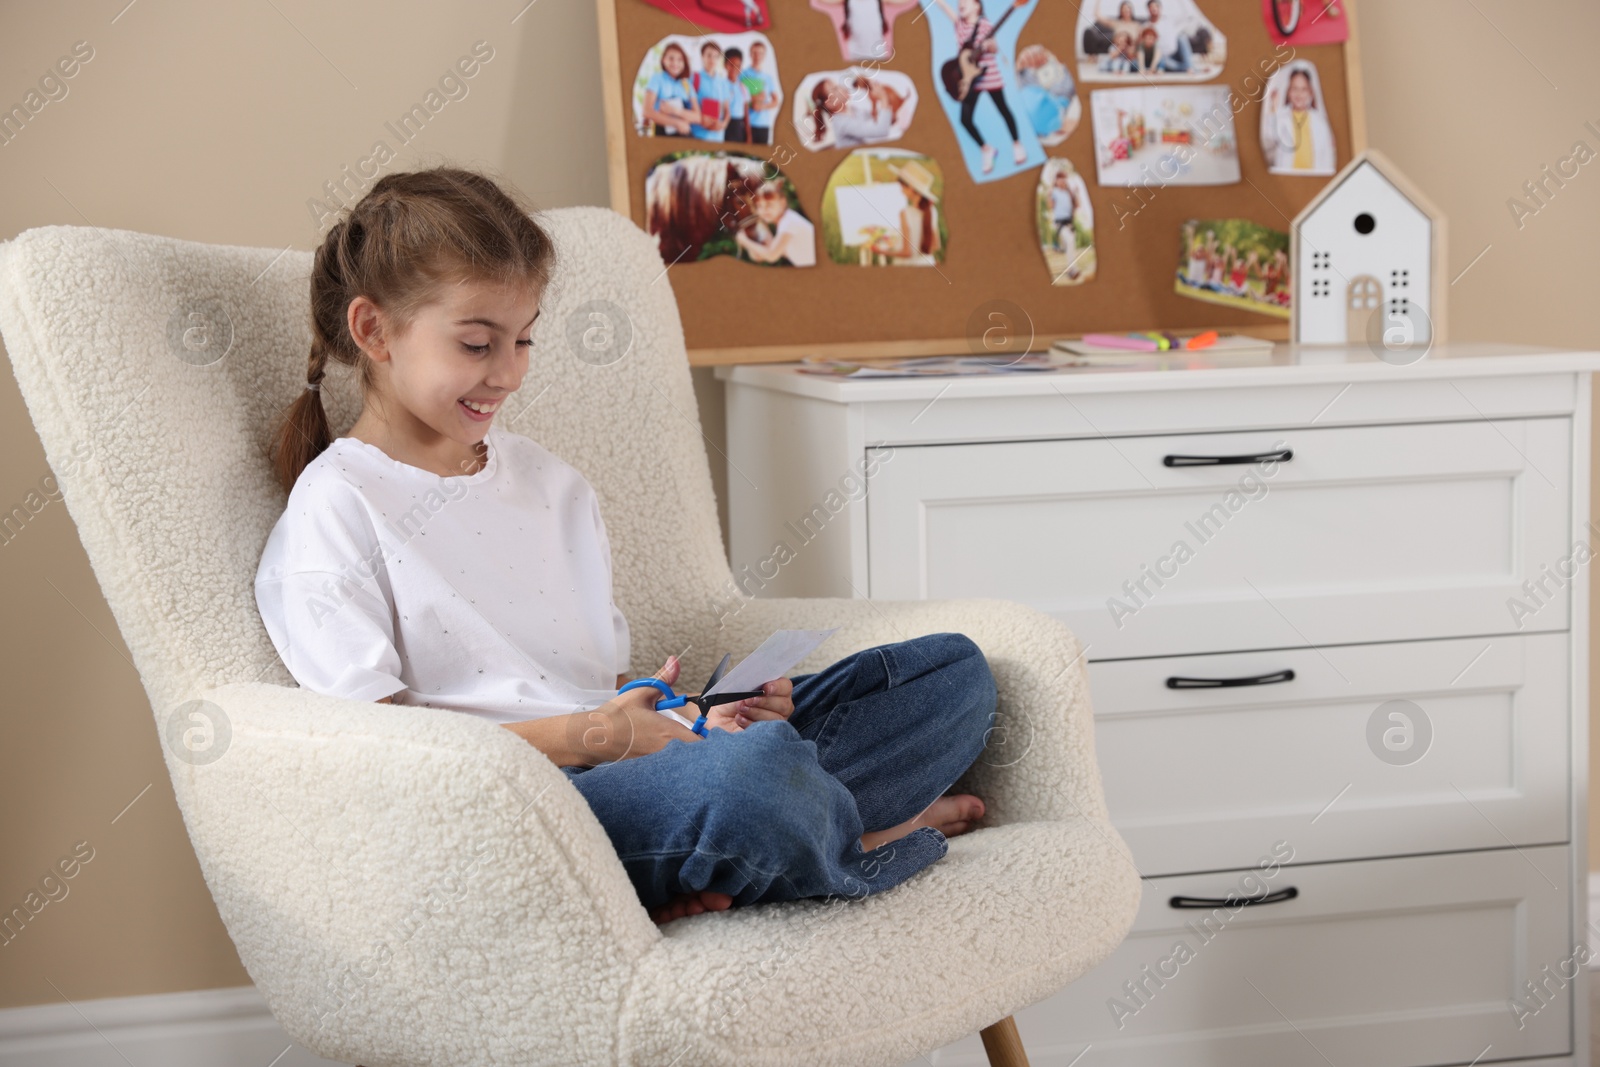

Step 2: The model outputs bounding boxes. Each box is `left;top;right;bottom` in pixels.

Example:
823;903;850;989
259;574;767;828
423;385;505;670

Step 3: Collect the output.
0;207;1139;1067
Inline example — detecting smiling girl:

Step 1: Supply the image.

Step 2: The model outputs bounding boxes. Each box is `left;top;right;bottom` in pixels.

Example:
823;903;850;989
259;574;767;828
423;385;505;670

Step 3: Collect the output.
255;167;995;924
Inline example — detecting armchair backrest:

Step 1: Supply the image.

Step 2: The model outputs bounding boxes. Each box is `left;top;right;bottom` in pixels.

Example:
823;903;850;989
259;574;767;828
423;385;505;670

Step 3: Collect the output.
0;206;733;719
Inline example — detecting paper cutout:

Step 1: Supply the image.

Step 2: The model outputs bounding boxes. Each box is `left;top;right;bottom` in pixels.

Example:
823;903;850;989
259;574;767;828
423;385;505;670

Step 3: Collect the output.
793;67;918;151
919;0;1045;183
822;149;947;266
704;628;840;696
1261;0;1348;46
634;33;783;146
1090;86;1239;186
1016;44;1082;146
1260;60;1336;175
809;0;921;62
1175;218;1291;319
644;151;815;267
636;0;770;34
1036;159;1096;285
1076;0;1227;83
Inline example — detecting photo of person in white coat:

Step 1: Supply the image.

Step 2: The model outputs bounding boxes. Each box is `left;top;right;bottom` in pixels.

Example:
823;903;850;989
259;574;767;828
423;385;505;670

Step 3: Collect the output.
1261;60;1336;175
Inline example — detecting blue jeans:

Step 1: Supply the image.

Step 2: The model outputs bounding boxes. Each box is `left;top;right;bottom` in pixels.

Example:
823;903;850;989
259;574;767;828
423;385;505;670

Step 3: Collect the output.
561;633;998;911
1158;34;1194;73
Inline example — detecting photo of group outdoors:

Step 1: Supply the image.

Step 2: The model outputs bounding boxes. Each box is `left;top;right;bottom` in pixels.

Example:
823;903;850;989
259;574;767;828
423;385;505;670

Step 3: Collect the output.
793;68;919;151
637;0;770;32
822;148;948;266
1260;60;1337;175
1091;85;1240;186
1035;159;1096;284
633;33;783;144
644;150;815;267
1174;217;1291;318
1015;44;1083;146
1076;0;1227;82
919;0;1046;183
810;0;922;62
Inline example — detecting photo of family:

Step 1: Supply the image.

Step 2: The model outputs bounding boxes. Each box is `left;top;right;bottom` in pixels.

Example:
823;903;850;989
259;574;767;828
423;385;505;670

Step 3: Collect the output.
919;0;1045;183
644;150;815;268
1016;44;1082;147
636;0;770;33
1090;86;1240;186
1174;217;1291;319
633;33;783;145
1260;60;1337;175
821;149;947;266
810;0;921;62
1075;0;1227;83
793;68;918;151
1035;159;1096;285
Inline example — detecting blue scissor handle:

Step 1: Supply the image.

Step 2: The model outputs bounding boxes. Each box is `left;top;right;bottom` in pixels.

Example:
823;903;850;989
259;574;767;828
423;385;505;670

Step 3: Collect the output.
618;678;708;736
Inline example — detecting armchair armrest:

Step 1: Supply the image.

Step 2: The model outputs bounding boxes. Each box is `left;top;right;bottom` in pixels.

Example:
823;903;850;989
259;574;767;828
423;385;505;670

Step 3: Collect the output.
682;596;1115;830
168;681;658;1067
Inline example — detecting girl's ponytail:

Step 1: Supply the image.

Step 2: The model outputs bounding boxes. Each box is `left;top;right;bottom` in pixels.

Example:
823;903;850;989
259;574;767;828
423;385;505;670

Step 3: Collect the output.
267;167;555;495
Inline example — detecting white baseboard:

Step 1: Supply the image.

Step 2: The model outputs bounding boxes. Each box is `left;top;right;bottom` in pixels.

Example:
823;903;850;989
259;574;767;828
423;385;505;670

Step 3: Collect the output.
0;986;345;1067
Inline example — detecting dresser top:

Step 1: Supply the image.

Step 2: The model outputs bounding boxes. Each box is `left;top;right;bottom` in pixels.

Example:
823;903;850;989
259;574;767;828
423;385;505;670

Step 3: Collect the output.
712;342;1600;402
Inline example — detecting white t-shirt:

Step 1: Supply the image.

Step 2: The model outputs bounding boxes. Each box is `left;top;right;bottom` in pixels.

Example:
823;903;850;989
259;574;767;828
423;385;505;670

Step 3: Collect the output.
254;424;630;725
775;209;817;267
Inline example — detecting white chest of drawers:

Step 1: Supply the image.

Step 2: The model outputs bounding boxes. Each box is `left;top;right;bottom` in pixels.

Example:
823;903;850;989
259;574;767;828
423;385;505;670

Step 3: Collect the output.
716;342;1600;1067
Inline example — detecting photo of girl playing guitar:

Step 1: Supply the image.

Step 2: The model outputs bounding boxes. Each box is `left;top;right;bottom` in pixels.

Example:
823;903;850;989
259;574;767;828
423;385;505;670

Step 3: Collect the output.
925;0;1034;176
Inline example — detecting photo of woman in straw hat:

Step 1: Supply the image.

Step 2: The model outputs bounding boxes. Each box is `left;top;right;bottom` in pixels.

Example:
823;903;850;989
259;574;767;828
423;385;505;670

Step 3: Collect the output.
821;148;947;266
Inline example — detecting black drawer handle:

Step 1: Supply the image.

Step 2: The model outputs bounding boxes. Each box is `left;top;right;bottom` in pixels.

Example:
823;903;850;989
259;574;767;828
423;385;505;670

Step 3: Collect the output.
1170;887;1299;909
1166;669;1295;689
1163;448;1293;467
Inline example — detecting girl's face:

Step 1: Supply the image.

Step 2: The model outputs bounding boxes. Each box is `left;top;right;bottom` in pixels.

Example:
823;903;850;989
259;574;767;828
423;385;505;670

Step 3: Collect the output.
361;279;538;449
1288;72;1313;110
958;0;979;20
1119;2;1134;18
755;192;785;223
663;48;685;77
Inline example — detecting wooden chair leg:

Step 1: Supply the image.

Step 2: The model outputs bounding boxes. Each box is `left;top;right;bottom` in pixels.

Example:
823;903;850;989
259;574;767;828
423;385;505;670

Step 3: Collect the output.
979;1015;1031;1067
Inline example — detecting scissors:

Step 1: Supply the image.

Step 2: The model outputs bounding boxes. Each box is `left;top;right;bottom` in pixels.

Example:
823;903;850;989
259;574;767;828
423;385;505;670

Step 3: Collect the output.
617;653;767;738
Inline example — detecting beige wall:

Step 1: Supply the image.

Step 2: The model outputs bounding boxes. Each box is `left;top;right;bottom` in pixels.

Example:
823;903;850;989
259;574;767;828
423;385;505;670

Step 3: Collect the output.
1;0;1597;1010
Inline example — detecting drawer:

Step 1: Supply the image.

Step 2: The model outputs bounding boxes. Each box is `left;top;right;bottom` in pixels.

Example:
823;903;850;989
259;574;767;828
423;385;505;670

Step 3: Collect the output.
1089;633;1570;875
866;418;1572;659
913;847;1574;1067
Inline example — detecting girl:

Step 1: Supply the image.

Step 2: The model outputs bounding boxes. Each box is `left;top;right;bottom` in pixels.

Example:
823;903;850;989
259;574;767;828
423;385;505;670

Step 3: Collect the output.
871;159;943;265
1264;64;1336;174
255;167;992;925
641;42;699;136
808;77;894;149
929;0;1027;174
1046;167;1082;281
734;180;817;266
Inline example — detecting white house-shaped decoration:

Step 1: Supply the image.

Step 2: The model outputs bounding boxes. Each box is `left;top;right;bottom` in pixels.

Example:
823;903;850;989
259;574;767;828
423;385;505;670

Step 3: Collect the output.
1291;148;1447;348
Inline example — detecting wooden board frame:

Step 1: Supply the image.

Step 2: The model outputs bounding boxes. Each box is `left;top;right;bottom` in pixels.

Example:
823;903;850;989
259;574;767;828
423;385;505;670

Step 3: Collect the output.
596;0;1368;366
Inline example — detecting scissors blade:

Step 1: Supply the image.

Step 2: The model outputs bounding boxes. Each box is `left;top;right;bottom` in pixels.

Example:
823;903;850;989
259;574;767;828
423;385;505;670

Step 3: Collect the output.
704;652;732;694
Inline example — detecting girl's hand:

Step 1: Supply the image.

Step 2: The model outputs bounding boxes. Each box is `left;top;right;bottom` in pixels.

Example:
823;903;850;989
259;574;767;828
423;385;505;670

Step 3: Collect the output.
578;656;699;763
704;676;794;733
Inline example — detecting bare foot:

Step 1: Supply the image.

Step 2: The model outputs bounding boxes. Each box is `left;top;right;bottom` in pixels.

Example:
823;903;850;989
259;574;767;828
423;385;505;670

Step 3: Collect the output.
860;794;985;852
650;889;733;925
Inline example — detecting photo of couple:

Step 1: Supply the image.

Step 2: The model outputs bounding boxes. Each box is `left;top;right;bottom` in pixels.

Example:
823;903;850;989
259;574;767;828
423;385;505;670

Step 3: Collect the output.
1076;0;1227;83
793;68;918;152
822;149;947;267
1260;59;1337;175
633;33;782;145
644;150;815;267
1174;217;1291;319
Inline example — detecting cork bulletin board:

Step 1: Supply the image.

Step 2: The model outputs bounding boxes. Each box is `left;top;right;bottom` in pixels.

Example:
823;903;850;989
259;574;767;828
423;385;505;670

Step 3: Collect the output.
596;0;1367;365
